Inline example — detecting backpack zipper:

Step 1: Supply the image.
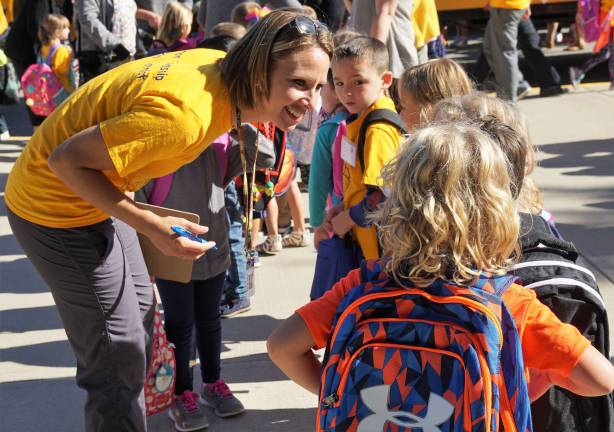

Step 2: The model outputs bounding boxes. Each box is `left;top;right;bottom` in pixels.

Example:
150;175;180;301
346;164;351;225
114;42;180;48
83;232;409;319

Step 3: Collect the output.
329;342;466;407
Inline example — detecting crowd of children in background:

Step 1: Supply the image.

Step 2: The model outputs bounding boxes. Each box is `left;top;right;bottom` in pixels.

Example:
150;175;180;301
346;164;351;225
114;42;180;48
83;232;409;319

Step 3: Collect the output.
2;1;614;431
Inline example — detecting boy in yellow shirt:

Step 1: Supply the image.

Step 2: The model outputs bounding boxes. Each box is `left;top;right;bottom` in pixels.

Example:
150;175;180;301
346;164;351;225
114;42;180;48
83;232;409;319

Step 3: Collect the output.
323;36;405;259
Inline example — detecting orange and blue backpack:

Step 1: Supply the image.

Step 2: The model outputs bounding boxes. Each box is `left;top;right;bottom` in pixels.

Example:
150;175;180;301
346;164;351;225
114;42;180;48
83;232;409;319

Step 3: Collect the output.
317;259;532;432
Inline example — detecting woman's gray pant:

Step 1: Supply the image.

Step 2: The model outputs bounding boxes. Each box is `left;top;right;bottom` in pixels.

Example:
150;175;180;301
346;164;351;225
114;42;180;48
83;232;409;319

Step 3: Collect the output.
8;209;155;432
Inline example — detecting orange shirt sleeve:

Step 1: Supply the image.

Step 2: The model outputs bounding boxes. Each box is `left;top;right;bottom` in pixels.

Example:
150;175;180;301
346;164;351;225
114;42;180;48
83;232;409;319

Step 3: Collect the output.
295;269;362;349
503;284;591;377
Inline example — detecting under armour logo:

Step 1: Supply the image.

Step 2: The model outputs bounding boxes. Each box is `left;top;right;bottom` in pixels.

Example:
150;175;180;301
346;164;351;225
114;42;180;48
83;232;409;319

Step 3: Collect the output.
357;384;454;432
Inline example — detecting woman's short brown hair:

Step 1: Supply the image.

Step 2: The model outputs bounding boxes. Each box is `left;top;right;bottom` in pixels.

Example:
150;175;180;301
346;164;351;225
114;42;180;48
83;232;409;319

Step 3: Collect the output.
220;10;333;110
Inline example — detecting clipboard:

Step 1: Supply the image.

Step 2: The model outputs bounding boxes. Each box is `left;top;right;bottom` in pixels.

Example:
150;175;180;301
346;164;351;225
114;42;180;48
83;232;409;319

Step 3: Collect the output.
136;202;200;283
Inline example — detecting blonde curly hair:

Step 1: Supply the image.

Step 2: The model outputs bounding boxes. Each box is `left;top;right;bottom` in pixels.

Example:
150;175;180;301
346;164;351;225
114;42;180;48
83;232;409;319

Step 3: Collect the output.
374;123;520;288
432;93;543;214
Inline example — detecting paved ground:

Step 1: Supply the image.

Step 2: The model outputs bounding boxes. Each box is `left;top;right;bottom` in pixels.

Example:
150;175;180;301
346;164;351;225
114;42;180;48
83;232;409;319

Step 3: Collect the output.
1;81;613;431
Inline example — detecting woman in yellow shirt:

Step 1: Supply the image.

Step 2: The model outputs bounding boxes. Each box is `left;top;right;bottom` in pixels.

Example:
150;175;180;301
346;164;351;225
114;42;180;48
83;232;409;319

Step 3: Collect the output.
4;10;332;432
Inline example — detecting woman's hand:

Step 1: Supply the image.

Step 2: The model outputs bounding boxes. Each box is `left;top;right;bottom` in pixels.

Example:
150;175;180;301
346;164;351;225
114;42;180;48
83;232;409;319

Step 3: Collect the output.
145;215;216;260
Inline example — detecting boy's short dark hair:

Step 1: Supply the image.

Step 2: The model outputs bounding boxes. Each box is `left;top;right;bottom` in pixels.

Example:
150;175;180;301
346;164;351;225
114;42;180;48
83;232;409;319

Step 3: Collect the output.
198;35;238;52
332;36;389;74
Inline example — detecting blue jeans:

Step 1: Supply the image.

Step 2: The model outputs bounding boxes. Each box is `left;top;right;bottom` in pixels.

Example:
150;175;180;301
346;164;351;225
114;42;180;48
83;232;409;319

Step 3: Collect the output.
224;181;248;301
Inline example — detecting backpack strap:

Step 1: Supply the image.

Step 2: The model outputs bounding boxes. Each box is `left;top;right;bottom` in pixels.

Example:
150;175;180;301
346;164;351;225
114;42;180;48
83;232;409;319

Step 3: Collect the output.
147;173;174;207
44;44;62;66
331;120;346;198
356;109;407;172
519;212;579;261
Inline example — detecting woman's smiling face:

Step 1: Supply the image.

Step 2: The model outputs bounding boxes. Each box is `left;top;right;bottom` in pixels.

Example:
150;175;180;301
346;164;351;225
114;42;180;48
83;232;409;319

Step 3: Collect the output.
257;46;330;131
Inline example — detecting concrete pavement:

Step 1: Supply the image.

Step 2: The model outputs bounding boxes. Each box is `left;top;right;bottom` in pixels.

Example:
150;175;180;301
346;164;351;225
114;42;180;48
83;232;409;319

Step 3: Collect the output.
1;83;613;431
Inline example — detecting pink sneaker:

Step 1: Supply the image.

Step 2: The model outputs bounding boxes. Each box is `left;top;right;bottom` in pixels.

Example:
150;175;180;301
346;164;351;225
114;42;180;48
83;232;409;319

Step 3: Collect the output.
199;379;245;418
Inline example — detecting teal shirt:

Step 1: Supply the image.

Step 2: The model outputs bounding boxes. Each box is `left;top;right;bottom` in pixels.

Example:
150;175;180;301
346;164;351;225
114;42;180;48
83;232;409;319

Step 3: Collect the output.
308;111;348;227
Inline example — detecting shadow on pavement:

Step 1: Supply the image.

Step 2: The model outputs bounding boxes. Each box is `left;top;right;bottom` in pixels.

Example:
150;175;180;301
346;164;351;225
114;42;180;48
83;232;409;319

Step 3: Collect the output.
2;377;315;432
2;304;62;333
2;338;74;368
0;233;27;256
0;257;49;294
222;313;283;342
538;138;614;177
557;222;614;274
220;352;289;384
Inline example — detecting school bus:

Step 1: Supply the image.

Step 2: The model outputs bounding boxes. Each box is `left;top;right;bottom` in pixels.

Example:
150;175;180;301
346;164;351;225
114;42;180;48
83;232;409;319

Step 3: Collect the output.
435;0;577;24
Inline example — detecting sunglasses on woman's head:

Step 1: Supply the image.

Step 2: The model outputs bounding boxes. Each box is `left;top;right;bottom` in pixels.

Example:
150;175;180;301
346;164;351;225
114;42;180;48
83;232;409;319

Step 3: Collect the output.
279;15;329;38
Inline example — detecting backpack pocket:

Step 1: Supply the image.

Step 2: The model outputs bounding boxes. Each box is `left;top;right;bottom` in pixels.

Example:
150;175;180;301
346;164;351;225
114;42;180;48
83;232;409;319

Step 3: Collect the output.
322;343;472;432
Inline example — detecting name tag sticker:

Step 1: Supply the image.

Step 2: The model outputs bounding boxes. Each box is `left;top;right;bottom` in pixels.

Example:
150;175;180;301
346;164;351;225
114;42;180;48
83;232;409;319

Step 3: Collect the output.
341;136;357;167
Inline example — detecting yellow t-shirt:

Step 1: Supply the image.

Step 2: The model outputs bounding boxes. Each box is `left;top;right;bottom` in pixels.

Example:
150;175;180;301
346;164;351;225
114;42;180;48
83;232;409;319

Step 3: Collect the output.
342;97;403;259
5;49;232;228
412;0;441;49
41;43;74;92
0;4;7;35
489;0;530;10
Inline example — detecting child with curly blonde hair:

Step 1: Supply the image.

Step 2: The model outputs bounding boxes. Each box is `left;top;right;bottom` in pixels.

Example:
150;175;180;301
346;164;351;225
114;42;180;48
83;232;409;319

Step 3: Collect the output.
268;122;614;425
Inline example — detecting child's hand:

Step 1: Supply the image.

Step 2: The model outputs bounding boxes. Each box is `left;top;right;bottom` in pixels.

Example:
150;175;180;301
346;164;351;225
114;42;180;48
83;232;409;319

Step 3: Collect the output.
331;210;354;237
313;226;329;250
323;204;343;232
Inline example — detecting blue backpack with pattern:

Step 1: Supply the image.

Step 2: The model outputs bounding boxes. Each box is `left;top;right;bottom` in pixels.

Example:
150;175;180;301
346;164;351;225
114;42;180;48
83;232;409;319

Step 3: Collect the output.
317;259;532;432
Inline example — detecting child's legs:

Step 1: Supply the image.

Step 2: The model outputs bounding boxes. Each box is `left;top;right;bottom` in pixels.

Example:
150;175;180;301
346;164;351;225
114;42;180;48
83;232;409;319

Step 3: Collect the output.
251;217;261;249
264;196;279;236
286;180;306;232
224;182;248;301
609;33;614;82
156;279;195;394
193;273;226;383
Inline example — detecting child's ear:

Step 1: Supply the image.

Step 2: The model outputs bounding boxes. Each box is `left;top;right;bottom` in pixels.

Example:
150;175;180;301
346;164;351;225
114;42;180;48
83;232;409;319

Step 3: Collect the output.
381;70;394;89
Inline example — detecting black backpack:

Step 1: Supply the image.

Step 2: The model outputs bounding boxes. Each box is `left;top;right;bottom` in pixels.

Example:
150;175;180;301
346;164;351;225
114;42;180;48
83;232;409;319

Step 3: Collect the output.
356;109;408;172
510;212;613;432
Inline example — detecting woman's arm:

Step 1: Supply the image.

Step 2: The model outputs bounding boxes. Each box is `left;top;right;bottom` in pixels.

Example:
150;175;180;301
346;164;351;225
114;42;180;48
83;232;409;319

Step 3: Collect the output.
48;125;214;260
267;313;322;395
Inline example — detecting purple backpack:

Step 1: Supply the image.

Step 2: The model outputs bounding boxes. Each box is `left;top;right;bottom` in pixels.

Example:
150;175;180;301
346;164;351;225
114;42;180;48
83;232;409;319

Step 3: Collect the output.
20;45;69;116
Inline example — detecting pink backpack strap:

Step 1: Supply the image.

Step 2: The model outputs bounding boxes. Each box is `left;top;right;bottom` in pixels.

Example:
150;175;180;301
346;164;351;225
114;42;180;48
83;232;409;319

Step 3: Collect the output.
332;120;346;198
148;173;174;206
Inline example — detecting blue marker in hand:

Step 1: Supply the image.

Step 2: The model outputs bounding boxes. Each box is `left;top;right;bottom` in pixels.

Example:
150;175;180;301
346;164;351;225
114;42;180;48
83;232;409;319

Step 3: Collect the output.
171;226;218;251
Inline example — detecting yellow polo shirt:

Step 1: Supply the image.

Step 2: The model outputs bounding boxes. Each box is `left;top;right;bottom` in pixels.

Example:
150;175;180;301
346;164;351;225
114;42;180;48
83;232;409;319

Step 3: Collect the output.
343;97;403;259
5;49;232;228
